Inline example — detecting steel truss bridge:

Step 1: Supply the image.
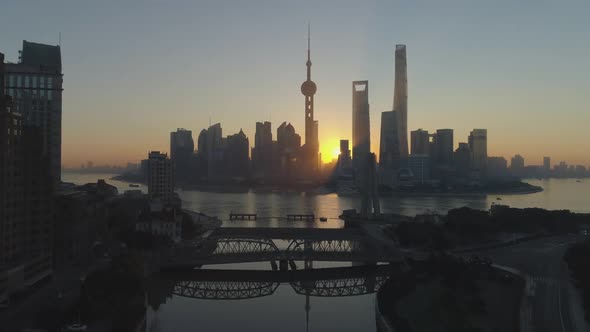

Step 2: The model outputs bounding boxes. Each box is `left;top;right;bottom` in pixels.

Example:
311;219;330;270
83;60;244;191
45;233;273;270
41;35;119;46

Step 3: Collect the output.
166;264;396;300
163;227;401;269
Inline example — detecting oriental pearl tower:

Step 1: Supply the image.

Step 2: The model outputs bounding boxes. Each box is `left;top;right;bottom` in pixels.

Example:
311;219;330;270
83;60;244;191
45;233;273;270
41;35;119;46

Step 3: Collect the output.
300;25;319;174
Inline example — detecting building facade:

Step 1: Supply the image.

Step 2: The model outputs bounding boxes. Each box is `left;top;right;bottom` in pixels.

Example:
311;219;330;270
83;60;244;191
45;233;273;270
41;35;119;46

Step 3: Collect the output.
4;41;63;182
379;110;399;170
252;121;273;178
433;129;454;167
170;128;194;183
411;129;430;155
352;80;370;180
147;151;174;205
408;154;430;184
454;142;471;179
468;129;487;176
1;51;54;301
393;44;408;159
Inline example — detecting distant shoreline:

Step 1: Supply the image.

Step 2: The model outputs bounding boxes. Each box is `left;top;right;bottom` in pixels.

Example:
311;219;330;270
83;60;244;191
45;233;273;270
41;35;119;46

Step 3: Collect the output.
110;173;543;197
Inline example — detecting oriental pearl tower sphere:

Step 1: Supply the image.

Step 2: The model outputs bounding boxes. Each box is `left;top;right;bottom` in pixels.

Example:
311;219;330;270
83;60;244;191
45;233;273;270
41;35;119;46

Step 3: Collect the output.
301;25;319;170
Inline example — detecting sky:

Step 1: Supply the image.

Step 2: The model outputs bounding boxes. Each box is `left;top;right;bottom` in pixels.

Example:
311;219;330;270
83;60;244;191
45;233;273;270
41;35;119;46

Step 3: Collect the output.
1;0;589;167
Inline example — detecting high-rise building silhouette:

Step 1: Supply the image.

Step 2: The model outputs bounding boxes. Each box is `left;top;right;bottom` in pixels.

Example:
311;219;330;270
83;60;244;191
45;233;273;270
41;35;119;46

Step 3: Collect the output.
393;44;408;159
206;123;223;178
4;41;62;182
300;26;319;175
411;129;430;155
147;151;174;205
468;129;487;176
487;156;508;178
1;52;54;299
336;139;353;178
197;129;208;157
277;122;301;175
454;142;471;178
252;121;273;178
379;111;399;169
170;128;194;182
352;81;370;180
1;52;24;268
433;129;454;167
543;157;551;173
225;129;250;178
510;154;525;177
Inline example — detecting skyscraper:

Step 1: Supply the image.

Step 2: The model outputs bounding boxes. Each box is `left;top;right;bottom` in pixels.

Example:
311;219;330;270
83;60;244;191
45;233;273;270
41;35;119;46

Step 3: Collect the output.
1;52;24;268
393;44;408;159
510;154;525;177
300;26;319;175
4;41;63;181
434;129;454;167
206;123;223;178
411;129;430;155
337;139;352;175
454;142;471;178
252;121;273;177
468;129;487;175
170;128;194;182
225;129;250;178
543;157;551;173
277;122;301;175
147;151;174;205
352;80;370;178
1;52;54;298
379;110;399;169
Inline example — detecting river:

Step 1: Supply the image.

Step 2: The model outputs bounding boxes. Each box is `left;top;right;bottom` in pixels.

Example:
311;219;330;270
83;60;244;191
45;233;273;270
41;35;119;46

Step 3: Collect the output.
61;172;590;332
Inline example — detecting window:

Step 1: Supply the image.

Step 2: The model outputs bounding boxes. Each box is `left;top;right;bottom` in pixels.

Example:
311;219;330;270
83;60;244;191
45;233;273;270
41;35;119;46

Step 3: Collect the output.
47;77;53;89
39;76;45;88
24;76;29;88
32;76;37;88
17;75;22;87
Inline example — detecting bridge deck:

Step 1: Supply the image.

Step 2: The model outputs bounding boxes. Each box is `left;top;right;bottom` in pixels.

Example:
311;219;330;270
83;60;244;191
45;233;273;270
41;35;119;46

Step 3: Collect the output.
211;227;363;240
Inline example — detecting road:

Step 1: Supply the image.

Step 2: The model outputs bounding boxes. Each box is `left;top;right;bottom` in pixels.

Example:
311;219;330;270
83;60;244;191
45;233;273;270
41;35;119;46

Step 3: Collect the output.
466;234;588;332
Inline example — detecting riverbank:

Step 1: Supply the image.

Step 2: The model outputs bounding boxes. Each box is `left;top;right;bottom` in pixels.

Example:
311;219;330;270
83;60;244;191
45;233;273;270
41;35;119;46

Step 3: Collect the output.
377;255;522;332
112;173;543;196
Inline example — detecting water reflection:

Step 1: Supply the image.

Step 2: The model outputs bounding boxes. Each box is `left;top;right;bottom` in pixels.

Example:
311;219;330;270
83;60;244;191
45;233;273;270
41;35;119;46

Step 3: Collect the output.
146;264;396;332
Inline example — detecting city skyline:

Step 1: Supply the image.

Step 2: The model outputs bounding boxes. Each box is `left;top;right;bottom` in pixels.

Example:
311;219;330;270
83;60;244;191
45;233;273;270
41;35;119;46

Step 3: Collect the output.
1;1;589;167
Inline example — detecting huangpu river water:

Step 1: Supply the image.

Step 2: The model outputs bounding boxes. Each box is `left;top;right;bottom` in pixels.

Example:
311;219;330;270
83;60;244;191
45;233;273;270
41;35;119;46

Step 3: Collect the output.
62;172;590;331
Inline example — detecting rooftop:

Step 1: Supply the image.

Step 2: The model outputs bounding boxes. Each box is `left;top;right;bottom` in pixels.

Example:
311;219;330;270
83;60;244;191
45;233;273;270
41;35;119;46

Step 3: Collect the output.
20;40;61;70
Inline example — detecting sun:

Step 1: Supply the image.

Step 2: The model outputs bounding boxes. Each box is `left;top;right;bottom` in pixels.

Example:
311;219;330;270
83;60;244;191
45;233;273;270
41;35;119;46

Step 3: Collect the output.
332;146;341;160
321;145;340;163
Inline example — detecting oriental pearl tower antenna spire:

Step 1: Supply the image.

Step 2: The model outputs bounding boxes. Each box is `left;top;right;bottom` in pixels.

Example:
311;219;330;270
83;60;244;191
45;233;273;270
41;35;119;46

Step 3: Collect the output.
301;23;319;175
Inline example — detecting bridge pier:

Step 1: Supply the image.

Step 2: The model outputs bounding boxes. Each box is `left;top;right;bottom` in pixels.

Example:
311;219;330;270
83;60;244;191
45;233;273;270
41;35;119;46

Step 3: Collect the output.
271;261;278;271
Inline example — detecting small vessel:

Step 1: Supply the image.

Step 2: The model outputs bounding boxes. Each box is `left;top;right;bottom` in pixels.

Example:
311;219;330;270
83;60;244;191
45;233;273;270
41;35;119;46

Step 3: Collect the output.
576;180;582;183
496;197;502;201
129;184;140;188
319;217;328;222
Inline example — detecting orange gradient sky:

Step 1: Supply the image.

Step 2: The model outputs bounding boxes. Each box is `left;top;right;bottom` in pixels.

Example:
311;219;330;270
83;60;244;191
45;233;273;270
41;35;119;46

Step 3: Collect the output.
2;1;589;168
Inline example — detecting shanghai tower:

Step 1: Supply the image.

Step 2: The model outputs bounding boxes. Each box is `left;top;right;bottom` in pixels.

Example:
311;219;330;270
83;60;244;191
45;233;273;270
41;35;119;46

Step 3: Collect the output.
393;44;408;159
